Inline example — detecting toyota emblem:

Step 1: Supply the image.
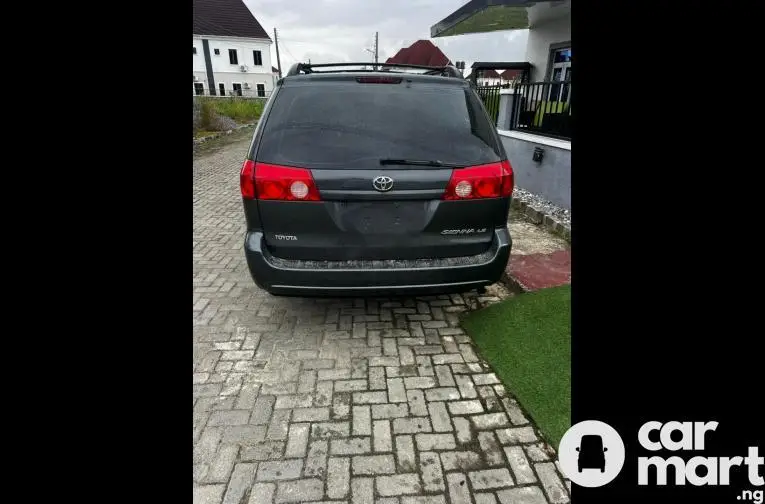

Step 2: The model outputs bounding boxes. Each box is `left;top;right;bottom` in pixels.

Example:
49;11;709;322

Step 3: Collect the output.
372;175;394;192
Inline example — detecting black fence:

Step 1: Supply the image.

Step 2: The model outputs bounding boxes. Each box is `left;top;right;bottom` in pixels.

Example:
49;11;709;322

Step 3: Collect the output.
509;81;571;140
475;85;502;124
192;85;271;99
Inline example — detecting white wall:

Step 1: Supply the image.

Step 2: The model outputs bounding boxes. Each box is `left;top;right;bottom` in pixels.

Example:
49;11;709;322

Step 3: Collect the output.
478;78;502;86
193;35;275;95
193;40;206;73
524;15;570;82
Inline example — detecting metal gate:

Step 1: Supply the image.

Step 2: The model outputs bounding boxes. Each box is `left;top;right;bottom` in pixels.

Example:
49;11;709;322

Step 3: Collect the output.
475;85;502;125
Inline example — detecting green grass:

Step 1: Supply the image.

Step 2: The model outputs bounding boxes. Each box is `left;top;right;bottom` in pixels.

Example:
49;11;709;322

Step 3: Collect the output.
461;285;571;448
197;97;264;124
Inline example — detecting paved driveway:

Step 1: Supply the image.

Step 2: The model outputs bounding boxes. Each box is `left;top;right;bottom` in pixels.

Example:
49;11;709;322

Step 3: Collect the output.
193;133;570;504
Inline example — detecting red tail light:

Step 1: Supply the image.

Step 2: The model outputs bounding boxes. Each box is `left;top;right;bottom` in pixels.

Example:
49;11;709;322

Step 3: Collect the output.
240;161;321;201
355;77;402;84
240;160;256;199
443;160;514;200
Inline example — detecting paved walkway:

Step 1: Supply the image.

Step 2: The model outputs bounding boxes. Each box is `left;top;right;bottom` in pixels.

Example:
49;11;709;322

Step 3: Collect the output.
193;132;570;504
506;220;570;291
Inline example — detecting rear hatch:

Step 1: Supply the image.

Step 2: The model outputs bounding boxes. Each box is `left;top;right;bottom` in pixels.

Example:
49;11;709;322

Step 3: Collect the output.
249;74;511;261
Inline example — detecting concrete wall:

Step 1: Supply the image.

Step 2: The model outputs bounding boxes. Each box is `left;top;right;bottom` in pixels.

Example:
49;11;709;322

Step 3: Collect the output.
499;131;570;209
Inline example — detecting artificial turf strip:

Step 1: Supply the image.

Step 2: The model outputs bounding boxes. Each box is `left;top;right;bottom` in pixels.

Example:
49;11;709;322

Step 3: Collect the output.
461;284;571;448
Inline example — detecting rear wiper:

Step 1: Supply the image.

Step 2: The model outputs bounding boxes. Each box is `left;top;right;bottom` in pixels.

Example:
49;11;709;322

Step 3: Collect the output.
379;158;462;168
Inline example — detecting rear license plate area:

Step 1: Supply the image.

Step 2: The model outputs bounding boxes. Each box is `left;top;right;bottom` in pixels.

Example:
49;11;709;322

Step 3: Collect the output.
339;202;428;234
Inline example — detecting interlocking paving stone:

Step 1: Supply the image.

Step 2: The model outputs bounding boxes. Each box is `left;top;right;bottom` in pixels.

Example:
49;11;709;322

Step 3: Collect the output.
416;433;456;451
208;445;239;482
419;451;445;492
285;423;310;458
453;417;473;444
372;403;409;419
373;419;393;452
446;473;472;504
475;493;499;504
351;477;374;504
504;446;537;483
497;486;549;504
448;400;484;415
535;462;570;503
471;413;510;430
327;457;351;499
478;431;505;467
440;450;483;471
376;474;422;496
304;440;328;477
468;468;515;490
352;454;396;475
193;137;557;504
331;437;372;455
223;463;257;504
275;478;324;503
396;435;417;472
257;460;303;481
247;482;275;504
393;417;432;434
428;401;453;432
495;426;538;445
194;484;225;504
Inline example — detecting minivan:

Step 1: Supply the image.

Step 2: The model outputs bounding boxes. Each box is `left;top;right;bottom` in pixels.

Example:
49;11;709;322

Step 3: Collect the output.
240;63;513;296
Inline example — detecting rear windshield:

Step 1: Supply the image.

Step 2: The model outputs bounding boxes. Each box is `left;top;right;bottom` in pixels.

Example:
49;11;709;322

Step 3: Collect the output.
256;79;502;169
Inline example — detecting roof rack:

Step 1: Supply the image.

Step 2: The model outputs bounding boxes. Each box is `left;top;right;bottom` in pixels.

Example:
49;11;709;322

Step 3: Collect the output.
285;62;464;79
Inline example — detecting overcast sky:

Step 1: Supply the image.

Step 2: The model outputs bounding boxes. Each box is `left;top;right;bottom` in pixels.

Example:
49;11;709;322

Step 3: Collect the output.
243;0;528;72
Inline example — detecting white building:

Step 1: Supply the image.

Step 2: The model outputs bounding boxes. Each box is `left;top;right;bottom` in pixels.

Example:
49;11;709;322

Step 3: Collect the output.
193;0;276;97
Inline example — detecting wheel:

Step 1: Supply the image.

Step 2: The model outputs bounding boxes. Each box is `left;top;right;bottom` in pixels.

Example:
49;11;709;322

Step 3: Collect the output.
600;466;605;472
578;463;582;472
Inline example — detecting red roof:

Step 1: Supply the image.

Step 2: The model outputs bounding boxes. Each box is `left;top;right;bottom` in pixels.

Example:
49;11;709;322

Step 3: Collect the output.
385;40;451;67
480;69;501;79
500;69;522;80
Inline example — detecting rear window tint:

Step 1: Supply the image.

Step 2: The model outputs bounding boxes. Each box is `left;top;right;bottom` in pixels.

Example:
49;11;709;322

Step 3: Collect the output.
256;80;501;169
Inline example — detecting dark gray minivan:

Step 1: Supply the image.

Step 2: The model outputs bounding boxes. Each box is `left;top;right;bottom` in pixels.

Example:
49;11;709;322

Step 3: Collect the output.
240;63;513;296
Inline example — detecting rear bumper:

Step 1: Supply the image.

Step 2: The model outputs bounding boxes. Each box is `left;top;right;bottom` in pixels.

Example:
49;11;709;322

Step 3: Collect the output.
243;227;511;296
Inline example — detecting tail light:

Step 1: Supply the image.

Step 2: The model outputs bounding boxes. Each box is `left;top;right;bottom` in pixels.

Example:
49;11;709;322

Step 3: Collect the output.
443;160;514;200
240;161;321;201
355;77;402;84
240;160;257;199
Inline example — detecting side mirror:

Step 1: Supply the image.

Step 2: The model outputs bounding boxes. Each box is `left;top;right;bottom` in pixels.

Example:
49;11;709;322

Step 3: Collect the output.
603;447;608;452
575;447;579;452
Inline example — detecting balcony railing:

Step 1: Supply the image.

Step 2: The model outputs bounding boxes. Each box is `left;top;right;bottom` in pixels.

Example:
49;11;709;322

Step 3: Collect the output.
508;81;571;141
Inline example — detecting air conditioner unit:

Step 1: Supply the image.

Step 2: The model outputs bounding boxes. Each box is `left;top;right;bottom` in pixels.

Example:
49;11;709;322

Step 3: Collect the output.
240;65;248;72
193;75;198;81
243;83;251;89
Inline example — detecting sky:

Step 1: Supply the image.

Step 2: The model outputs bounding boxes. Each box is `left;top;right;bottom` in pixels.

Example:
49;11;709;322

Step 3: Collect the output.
243;0;529;73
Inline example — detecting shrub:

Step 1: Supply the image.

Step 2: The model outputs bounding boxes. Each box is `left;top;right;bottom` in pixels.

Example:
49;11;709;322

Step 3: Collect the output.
211;97;264;122
198;99;217;130
194;97;264;133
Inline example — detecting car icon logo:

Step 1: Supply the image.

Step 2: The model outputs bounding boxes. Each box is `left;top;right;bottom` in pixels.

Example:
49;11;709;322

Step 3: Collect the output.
372;175;394;192
576;434;608;472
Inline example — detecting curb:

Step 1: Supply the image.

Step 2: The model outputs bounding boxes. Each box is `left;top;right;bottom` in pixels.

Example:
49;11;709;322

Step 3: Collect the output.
500;270;528;294
193;123;255;146
510;197;571;243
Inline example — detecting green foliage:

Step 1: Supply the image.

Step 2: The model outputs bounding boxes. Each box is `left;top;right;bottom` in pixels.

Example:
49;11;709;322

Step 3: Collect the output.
198;97;264;123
